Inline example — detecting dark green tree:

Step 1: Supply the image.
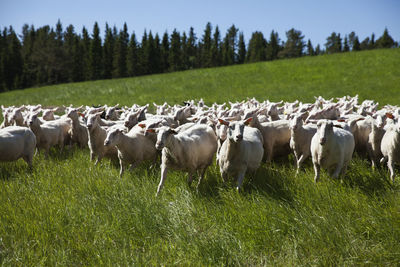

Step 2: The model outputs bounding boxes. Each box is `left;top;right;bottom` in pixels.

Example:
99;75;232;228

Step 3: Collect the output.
200;22;212;67
169;29;182;71
113;23;129;78
266;30;280;60
103;23;115;79
325;32;342;54
127;32;139;76
89;22;102;80
306;39;314;56
343;36;350;52
246;31;267;62
237;32;246;64
376;28;395;48
187;27;198;68
81;26;91;80
360;37;370;50
278;28;305;58
210;26;221;67
160;31;170;72
353;36;361;51
222;24;238;65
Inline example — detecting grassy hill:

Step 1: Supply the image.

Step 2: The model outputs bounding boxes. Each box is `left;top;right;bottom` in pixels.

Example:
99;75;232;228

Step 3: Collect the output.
1;49;400;266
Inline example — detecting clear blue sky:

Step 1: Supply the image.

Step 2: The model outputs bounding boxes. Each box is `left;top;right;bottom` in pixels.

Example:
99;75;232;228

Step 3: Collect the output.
0;0;399;47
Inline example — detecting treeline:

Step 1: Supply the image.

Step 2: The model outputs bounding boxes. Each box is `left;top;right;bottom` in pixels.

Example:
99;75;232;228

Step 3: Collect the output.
0;20;398;92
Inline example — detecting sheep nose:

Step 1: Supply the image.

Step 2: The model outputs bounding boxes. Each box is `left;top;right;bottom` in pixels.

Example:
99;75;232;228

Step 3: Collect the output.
236;135;243;141
320;138;326;145
155;142;163;150
104;140;110;146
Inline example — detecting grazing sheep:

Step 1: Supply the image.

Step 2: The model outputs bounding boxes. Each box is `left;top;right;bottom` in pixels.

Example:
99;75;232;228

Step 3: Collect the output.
1;106;13;128
86;113;119;165
104;127;158;177
0;126;36;168
27;113;66;158
380;124;400;182
218;118;264;190
289;114;317;174
67;108;89;148
149;124;217;195
311;120;355;182
367;118;386;168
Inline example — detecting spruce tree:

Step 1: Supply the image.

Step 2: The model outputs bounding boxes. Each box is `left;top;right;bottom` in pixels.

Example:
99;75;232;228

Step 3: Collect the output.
113;23;129;78
201;22;212;67
89;22;102;80
210;26;221;67
353;36;361;51
153;33;162;73
278;28;305;58
103;23;115;79
181;32;189;69
376;28;395;48
139;30;149;74
237;32;246;64
127;32;138;76
343;36;350;52
266;30;280;60
187;27;197;68
169;29;182;71
307;39;314;56
81;26;91;80
246;31;266;62
63;24;76;82
222;25;238;65
315;44;321;55
160;31;170;72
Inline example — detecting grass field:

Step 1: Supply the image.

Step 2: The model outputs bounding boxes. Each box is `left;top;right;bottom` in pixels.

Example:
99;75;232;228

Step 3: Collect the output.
1;49;400;265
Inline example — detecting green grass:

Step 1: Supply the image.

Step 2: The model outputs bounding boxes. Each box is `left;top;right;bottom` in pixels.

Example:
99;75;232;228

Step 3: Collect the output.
1;49;400;266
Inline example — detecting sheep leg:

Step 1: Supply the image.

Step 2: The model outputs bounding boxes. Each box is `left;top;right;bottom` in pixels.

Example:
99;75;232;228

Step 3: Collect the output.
196;168;207;191
119;159;125;178
187;172;193;186
296;154;306;176
313;162;320;182
90;151;95;161
264;144;273;164
95;155;102;166
236;169;247;191
157;164;168;196
387;157;395;182
332;161;344;179
221;170;228;184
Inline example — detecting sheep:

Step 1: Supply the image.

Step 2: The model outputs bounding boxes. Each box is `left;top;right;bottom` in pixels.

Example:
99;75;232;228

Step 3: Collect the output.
67;108;89;148
104;127;158;177
249;115;291;163
289;114;317;174
311;120;355;182
86;112;119;165
1;106;13;128
380;124;400;182
27;113;67;158
148;124;217;196
0;126;36;168
217;118;264;190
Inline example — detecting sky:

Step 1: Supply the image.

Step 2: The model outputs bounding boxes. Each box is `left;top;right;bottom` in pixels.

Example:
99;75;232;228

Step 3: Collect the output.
0;0;399;47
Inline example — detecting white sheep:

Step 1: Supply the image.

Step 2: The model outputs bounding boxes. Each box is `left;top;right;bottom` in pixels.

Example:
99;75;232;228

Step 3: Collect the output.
1;106;13;128
380;124;400;182
0;126;36;168
67;108;89;148
289;114;317;174
104;127;158;177
27;113;67;158
311;120;355;182
148;124;217;195
86;112;119;165
218;118;264;190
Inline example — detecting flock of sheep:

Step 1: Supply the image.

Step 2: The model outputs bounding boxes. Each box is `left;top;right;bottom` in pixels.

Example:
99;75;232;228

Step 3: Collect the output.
1;95;400;195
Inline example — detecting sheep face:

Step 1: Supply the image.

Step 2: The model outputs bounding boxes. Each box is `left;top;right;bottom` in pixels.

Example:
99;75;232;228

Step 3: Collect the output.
219;118;252;143
104;128;122;147
317;120;334;145
154;127;177;150
290;115;303;131
11;109;23;123
86;113;101;131
27;113;39;127
174;106;191;122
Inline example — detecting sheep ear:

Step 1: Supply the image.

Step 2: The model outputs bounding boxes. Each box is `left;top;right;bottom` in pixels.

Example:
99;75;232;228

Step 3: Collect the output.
78;112;85;118
169;129;178;135
146;128;156;133
386;113;394;119
138;123;146;128
218;119;229;126
244;117;253;125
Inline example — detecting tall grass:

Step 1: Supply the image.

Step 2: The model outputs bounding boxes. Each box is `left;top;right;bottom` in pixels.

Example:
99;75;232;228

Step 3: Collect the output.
1;49;400;265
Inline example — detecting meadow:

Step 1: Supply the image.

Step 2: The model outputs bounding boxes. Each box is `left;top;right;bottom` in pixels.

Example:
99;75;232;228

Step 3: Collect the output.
1;48;400;266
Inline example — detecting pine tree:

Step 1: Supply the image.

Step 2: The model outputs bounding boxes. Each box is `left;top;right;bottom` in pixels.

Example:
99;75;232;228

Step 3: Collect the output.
237;32;246;64
348;31;357;50
187;27;197;68
353;36;361;51
307;39;314;56
360;37;370;50
3;26;23;89
139;30;149;74
325;32;342;54
20;24;36;88
71;34;84;82
246;31;267;62
210;26;221;67
315;44;321;55
103;23;115;79
81;26;91;80
153;33;162;73
113;23;129;78
278;28;305;58
89;22;102;80
376;28;395;48
160;31;170;72
127;32;139;76
222;25;238;65
169;29;182;71
370;33;375;49
63;24;76;82
181;32;189;69
201;22;212;67
343;36;350;52
266;30;280;60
